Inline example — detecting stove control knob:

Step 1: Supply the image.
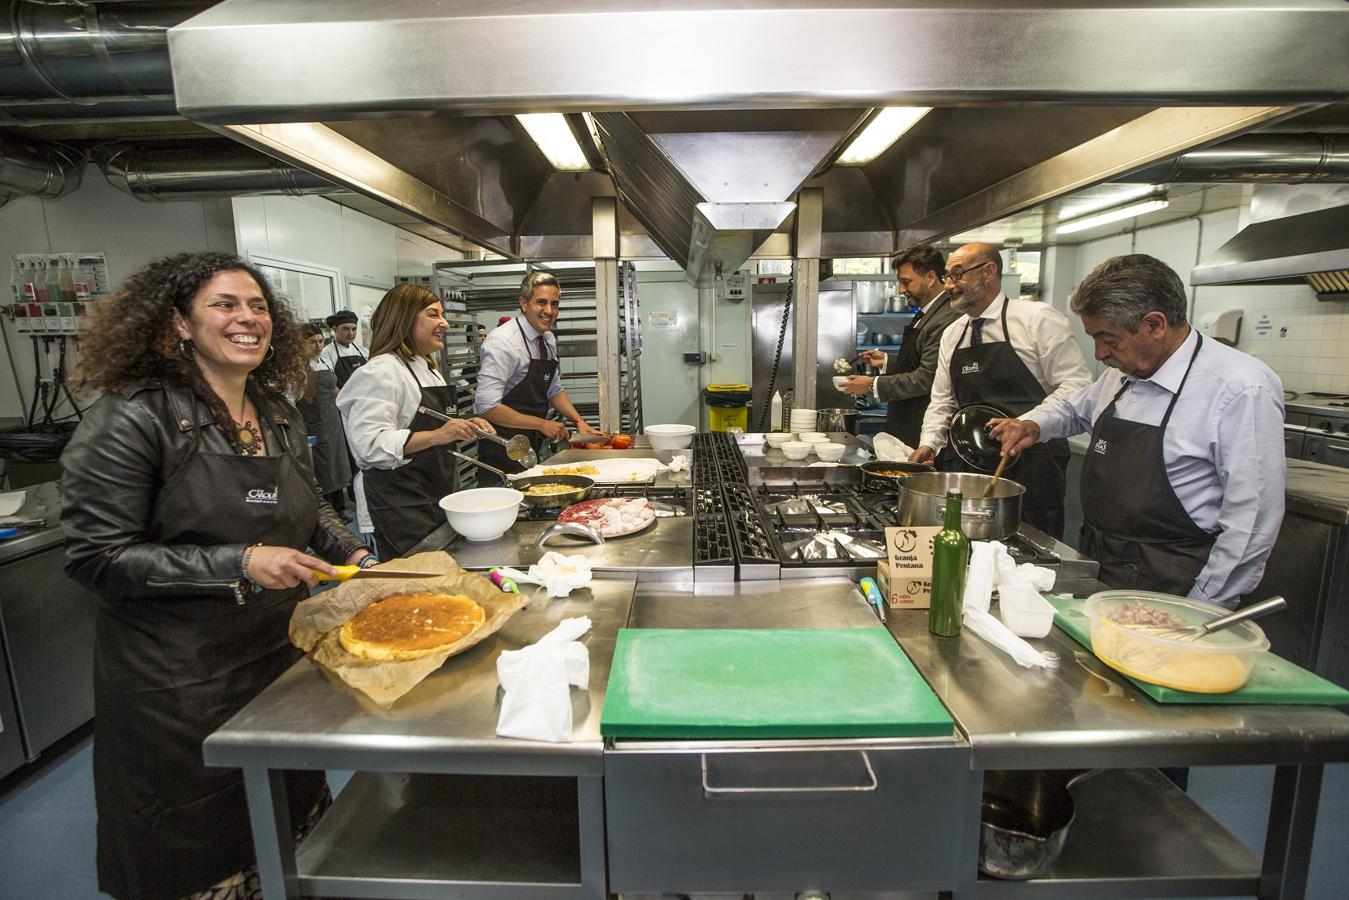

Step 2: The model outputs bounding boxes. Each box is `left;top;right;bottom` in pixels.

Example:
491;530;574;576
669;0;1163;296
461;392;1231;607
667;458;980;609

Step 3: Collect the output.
1314;419;1334;432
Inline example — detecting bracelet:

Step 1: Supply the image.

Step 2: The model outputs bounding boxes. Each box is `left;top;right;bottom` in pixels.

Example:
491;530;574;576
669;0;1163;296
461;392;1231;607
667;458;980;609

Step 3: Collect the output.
358;554;380;569
240;542;263;577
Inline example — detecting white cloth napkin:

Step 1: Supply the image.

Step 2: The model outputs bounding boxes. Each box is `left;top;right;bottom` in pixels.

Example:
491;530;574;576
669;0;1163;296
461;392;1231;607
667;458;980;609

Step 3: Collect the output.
496;616;592;742
872;432;915;461
667;450;691;473
961;540;1054;668
493;552;594;599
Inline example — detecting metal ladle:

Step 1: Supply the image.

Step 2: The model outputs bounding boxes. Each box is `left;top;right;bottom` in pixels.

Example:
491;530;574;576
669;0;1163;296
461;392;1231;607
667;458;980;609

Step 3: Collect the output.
419;405;537;469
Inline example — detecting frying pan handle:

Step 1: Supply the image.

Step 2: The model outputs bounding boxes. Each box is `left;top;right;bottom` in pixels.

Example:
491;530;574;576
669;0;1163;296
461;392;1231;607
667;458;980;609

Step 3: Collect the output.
700;751;878;796
536;522;604;547
451;451;509;481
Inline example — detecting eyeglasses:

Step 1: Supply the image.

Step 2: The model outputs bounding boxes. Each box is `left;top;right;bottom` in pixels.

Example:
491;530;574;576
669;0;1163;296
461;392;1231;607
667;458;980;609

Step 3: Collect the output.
944;260;993;283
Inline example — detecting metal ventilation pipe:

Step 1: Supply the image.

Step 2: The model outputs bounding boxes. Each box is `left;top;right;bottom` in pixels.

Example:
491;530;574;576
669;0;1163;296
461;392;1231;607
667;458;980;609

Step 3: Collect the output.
1;1;207;119
1118;134;1349;183
96;143;342;200
0;134;82;207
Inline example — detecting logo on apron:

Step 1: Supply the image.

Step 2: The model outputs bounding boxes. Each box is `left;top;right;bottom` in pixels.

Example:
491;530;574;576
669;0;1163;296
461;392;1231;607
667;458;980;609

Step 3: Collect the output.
1092;438;1109;455
246;486;279;505
961;362;980;375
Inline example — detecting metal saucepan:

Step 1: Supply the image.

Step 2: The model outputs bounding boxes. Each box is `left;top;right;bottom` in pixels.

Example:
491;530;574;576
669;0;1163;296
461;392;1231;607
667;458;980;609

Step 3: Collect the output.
896;470;1024;541
859;460;932;493
451;452;594;507
980;769;1102;880
420;405;538;469
816;408;858;434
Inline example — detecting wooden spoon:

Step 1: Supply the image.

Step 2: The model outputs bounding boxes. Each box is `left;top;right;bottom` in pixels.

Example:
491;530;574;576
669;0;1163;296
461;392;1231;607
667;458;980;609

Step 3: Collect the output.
983;455;1010;498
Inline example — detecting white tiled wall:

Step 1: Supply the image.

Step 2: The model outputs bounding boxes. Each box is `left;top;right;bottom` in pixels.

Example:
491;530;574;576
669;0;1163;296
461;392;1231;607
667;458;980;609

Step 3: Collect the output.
1055;204;1349;395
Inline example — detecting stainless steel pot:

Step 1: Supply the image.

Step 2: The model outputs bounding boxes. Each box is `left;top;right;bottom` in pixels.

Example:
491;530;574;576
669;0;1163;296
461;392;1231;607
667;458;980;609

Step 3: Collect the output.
855;282;886;313
896;471;1023;540
816;408;857;434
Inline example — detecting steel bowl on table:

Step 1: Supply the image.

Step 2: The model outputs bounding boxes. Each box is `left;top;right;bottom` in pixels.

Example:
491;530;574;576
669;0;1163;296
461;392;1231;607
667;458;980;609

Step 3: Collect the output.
896;470;1024;540
509;474;595;508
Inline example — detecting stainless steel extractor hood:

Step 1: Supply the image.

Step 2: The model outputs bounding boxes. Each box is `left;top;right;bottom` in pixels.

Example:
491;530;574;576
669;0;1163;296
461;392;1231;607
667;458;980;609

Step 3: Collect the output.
160;0;1349;262
1192;185;1349;295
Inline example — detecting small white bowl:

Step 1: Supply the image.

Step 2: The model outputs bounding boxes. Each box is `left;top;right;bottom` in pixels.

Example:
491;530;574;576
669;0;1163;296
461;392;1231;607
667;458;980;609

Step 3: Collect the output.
780;441;811;461
832;375;851;391
815;441;846;461
797;432;828;443
764;432;794;447
439;488;523;542
645;423;696;450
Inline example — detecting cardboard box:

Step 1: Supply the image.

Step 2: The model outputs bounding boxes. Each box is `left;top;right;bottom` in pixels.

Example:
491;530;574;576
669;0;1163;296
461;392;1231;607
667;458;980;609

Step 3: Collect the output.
879;526;940;609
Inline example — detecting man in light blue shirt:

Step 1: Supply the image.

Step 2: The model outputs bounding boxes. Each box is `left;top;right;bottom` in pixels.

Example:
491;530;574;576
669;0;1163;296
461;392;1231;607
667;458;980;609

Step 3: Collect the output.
474;272;600;480
990;254;1285;608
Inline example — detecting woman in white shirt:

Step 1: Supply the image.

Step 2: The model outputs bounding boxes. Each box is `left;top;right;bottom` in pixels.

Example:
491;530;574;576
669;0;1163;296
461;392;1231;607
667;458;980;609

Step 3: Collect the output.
336;284;494;557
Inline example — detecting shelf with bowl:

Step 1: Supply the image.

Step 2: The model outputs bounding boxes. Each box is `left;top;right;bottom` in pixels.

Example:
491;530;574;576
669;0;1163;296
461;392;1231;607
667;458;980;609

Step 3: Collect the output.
857;311;918;319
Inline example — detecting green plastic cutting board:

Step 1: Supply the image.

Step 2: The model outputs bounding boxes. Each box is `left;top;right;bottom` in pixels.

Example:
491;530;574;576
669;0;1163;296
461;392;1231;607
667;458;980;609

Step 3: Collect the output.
1047;595;1349;705
600;627;954;739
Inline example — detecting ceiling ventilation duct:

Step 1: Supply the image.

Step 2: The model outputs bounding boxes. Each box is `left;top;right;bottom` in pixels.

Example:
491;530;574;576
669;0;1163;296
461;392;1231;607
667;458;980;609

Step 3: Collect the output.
1192;184;1349;296
96;142;341;200
1;1;205;122
0;134;82;207
1118;134;1349;184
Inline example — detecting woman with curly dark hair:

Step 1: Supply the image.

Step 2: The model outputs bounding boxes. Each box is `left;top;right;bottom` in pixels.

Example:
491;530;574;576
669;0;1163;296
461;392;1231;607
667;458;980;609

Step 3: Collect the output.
60;250;375;900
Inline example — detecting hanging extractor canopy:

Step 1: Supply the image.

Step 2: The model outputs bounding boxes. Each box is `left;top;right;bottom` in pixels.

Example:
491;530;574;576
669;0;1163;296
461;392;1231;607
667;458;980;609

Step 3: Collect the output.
164;1;1349;262
1192;184;1349;296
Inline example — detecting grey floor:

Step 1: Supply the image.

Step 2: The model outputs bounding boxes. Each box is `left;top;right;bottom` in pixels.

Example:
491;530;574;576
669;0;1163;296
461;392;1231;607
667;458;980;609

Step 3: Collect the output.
1;725;1346;899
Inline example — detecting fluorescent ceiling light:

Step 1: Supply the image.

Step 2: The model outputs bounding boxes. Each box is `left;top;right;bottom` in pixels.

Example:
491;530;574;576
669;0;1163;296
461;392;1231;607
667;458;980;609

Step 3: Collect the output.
1057;183;1160;221
516;113;590;171
836;107;931;165
1057;196;1170;235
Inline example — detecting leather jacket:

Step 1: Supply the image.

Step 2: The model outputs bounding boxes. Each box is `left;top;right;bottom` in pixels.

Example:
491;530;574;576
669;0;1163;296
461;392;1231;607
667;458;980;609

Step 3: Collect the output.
62;379;368;602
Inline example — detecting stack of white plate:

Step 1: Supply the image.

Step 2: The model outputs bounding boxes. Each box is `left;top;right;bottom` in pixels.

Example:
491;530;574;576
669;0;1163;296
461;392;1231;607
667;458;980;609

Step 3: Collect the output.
789;408;817;433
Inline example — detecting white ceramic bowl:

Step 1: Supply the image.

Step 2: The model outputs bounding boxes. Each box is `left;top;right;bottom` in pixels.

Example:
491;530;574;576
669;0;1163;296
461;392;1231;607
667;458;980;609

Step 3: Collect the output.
832;375;851;391
780;441;811;461
764;432;795;447
815;441;846;461
644;423;696;450
439;488;523;542
797;432;828;443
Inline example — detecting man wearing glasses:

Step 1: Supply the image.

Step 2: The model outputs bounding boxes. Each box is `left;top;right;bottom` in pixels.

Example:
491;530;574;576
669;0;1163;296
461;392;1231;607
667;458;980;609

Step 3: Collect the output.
910;242;1091;538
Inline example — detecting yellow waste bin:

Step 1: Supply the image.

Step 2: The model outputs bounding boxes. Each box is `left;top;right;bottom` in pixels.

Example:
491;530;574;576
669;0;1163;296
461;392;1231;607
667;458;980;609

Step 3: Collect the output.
702;384;753;432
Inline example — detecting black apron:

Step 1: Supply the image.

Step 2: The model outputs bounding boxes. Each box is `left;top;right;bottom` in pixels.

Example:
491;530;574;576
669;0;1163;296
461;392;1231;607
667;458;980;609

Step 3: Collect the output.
362;356;458;558
297;364;351;496
332;344;367;388
885;292;949;447
941;299;1071;539
1080;335;1216;596
94;392;326;900
477;320;560;486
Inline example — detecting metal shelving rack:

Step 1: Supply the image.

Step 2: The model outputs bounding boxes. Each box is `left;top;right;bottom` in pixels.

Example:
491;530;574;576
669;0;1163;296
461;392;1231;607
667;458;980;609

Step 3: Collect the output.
617;262;643;434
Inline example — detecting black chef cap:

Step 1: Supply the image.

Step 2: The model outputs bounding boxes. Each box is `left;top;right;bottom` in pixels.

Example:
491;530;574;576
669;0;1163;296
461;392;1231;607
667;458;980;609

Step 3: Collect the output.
326;310;358;327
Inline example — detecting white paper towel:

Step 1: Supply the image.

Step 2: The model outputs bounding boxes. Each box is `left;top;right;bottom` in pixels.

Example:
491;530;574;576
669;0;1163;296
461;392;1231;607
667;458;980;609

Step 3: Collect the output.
496;616;592;742
960;540;1055;668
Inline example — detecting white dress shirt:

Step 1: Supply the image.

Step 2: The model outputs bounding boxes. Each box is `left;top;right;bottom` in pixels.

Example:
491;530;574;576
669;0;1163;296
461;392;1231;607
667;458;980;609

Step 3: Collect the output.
336;353;448;535
919;294;1092;452
1024;328;1286;608
319;340;367;371
475;316;563;414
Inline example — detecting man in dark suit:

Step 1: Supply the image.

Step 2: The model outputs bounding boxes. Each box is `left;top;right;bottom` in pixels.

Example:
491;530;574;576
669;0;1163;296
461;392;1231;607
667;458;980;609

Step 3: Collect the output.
841;244;961;446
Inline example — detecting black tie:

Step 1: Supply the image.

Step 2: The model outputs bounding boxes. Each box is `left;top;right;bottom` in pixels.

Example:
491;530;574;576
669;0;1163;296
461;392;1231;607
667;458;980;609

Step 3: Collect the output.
537;335;549;360
970;318;985;347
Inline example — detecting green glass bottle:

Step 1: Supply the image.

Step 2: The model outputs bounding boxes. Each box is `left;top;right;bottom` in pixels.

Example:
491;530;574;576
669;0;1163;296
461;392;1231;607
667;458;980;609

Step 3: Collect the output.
928;489;969;636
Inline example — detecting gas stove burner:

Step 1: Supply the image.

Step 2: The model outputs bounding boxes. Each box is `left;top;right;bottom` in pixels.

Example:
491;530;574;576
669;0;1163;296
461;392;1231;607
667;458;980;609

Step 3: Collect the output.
780;530;886;562
765;496;850;516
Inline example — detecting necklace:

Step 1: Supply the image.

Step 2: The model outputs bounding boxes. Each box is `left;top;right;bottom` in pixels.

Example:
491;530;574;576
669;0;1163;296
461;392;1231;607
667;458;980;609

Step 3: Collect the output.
230;394;264;456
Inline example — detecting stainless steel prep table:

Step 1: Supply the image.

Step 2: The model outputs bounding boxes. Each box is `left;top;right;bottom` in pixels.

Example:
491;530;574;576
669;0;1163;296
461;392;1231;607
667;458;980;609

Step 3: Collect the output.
202;575;637;900
892;575;1349;899
608;578;978;897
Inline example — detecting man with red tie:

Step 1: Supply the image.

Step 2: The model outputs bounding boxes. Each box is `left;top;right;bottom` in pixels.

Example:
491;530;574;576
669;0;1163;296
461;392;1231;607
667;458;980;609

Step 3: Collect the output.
475;271;601;483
